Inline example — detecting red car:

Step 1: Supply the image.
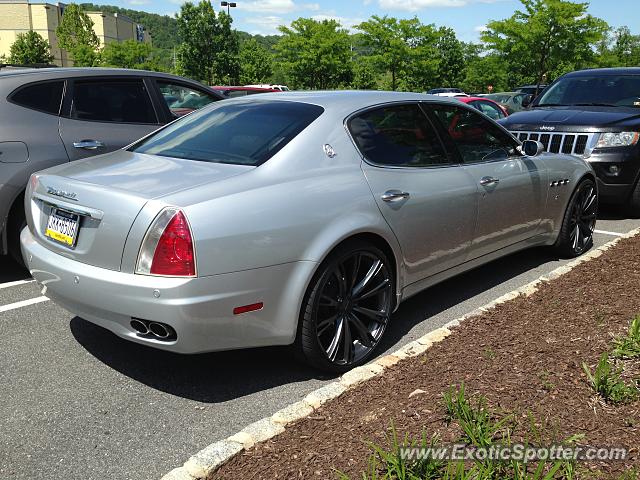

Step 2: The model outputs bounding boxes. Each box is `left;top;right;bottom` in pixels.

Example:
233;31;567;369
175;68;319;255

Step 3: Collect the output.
456;96;509;120
211;86;279;98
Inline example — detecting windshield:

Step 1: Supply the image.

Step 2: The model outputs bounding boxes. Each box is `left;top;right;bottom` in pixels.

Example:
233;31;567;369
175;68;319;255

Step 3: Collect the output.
133;101;324;166
536;74;640;108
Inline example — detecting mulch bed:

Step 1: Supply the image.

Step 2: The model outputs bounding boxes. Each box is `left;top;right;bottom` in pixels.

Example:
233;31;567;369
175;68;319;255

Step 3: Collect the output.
213;236;640;479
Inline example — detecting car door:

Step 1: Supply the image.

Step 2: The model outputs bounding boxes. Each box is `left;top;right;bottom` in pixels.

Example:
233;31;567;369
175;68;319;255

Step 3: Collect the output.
59;77;162;161
349;103;478;286
426;103;547;259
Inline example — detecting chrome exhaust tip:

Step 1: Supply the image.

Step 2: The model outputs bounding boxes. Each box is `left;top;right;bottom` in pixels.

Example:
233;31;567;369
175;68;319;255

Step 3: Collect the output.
130;319;149;335
148;322;171;339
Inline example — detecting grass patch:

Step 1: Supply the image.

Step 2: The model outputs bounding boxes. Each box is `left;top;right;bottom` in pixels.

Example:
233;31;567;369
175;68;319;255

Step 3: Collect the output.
611;316;640;359
339;385;580;480
582;353;638;404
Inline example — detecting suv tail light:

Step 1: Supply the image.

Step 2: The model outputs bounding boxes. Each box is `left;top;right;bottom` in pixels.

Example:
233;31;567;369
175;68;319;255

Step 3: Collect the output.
136;207;196;277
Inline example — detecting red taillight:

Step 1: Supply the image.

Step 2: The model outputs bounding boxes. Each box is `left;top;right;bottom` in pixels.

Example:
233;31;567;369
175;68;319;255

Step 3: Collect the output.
150;211;195;276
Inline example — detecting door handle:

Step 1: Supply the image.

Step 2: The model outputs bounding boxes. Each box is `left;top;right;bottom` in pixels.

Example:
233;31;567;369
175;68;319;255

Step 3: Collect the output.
479;176;500;186
73;140;105;150
381;190;410;202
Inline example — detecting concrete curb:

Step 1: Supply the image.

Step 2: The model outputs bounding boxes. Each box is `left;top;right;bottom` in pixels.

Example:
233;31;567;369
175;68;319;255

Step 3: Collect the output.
160;227;640;479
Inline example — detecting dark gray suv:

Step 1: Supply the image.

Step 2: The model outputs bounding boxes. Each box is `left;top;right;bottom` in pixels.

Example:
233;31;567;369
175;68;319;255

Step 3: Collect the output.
0;67;222;263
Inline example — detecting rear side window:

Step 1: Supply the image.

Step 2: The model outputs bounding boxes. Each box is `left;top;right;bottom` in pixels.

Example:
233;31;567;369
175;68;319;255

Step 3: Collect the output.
133;100;324;166
348;104;449;167
10;81;64;115
71;79;157;124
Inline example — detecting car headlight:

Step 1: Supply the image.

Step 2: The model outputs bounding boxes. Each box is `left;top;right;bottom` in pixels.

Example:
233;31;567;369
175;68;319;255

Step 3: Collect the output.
596;131;640;149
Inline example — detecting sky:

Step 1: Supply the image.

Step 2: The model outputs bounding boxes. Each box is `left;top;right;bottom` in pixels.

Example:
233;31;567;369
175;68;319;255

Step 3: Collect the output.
93;0;640;40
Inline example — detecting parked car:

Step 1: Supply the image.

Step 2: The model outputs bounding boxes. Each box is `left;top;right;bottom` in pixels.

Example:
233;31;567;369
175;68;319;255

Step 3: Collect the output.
245;84;289;91
0;67;222;264
500;68;640;213
516;84;548;96
427;88;465;95
481;92;529;114
212;86;279;98
455;96;508;120
22;91;596;371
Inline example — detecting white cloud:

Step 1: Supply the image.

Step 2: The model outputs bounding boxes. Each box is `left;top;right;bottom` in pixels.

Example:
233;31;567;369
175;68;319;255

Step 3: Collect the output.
128;0;151;4
474;24;488;32
311;13;365;31
239;0;319;14
378;0;501;12
245;15;287;34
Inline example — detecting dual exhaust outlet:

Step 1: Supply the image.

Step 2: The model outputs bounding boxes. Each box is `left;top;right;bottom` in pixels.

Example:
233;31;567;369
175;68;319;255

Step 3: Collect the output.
130;318;177;341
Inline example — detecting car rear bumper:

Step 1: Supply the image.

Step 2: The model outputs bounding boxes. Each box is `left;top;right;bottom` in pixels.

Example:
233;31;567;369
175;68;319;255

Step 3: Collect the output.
21;227;317;354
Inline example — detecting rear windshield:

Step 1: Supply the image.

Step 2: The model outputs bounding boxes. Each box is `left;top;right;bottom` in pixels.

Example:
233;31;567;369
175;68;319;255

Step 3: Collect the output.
133;100;324;166
537;74;640;108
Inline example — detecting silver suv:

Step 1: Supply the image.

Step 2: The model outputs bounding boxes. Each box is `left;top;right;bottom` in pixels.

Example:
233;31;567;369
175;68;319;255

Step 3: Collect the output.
0;67;222;263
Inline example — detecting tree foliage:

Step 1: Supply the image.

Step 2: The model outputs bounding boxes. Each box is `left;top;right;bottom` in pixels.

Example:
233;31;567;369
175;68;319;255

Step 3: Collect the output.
275;18;352;90
239;38;273;84
8;31;54;65
100;39;158;70
175;2;239;85
482;0;608;91
56;3;100;66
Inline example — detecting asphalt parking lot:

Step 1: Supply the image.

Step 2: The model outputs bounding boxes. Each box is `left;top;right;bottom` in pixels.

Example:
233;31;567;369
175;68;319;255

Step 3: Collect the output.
1;209;639;480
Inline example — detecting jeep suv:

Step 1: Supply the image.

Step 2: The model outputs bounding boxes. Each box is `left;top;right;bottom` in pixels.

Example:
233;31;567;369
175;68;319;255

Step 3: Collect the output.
0;68;222;264
500;68;640;213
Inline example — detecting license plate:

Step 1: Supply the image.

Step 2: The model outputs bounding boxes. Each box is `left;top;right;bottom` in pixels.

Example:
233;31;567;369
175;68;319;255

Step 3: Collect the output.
45;209;80;248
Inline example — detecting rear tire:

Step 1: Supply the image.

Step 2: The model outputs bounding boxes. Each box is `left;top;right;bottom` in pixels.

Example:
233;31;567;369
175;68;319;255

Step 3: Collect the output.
295;241;394;373
554;179;597;258
7;197;26;267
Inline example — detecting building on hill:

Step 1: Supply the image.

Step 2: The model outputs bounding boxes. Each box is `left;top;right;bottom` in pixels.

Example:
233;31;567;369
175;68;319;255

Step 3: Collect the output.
0;0;151;66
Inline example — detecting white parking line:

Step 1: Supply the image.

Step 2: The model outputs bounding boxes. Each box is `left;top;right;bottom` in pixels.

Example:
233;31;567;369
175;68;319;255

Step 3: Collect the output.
0;296;49;313
0;279;34;289
594;229;625;237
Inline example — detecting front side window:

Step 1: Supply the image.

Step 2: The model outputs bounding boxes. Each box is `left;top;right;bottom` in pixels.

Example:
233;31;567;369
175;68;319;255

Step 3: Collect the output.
71;79;157;124
157;82;218;117
473;101;505;120
133;100;324;166
348;104;449;168
10;80;64;115
428;104;517;164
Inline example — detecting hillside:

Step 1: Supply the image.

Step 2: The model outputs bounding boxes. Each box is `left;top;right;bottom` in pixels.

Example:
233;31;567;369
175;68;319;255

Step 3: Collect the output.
79;3;280;52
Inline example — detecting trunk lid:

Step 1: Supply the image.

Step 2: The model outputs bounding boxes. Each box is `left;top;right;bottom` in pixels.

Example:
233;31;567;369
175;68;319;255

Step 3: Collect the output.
29;151;252;271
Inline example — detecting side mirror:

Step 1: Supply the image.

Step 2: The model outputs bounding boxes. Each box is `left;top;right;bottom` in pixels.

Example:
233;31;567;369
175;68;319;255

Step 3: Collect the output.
521;140;544;157
521;94;534;108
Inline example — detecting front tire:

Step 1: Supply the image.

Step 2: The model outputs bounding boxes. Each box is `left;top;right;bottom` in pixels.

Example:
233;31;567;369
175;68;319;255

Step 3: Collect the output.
296;241;394;372
554;179;597;258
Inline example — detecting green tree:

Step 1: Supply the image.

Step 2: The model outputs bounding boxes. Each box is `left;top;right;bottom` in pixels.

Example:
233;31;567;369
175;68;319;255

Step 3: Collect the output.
55;3;100;66
357;16;439;91
176;2;239;84
351;57;378;90
461;54;509;93
482;0;608;92
239;38;273;84
435;27;465;88
276;18;353;89
8;31;54;64
100;39;158;70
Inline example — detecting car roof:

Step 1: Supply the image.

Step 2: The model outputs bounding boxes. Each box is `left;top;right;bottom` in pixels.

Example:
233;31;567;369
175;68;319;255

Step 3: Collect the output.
212;86;278;92
0;67;206;84
221;90;463;114
563;67;640;77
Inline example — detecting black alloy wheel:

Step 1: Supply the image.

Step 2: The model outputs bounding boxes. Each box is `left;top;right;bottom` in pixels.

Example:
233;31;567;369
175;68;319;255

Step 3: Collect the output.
297;243;393;372
556;179;597;258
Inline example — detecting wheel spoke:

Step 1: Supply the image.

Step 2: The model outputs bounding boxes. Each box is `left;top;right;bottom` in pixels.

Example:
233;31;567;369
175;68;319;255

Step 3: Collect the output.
341;314;353;363
326;316;344;362
353;278;390;303
571;224;580;250
352;260;383;297
319;294;338;308
317;314;339;336
348;313;374;348
331;265;348;298
353;305;388;325
348;253;361;292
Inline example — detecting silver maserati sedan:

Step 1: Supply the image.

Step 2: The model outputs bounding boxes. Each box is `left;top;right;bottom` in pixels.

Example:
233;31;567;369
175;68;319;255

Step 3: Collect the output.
20;91;597;372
